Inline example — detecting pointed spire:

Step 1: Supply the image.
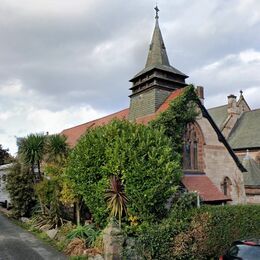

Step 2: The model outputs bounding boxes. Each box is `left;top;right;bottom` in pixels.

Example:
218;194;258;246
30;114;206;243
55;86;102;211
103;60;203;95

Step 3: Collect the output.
145;6;170;68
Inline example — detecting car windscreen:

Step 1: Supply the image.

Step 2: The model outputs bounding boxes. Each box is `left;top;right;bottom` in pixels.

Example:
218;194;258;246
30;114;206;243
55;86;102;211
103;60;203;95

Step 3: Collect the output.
228;244;260;260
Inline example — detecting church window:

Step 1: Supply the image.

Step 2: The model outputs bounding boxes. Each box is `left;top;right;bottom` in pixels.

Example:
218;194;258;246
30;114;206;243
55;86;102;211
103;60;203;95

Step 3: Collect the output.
184;142;191;169
222;177;232;197
183;123;203;171
193;141;198;169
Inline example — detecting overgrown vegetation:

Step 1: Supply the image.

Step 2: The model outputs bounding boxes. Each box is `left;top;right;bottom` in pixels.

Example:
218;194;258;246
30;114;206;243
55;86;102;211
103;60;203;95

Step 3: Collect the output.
5;85;260;259
135;204;260;259
66;119;182;228
150;85;199;155
6;162;35;218
7;134;70;222
67;224;100;247
0;144;13;165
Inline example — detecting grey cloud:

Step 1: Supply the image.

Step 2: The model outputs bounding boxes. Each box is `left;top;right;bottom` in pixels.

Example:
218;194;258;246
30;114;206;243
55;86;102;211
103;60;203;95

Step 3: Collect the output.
0;129;6;134
0;0;260;122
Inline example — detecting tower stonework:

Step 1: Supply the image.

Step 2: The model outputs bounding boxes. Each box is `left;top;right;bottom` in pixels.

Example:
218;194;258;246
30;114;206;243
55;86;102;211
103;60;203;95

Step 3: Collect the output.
128;7;188;121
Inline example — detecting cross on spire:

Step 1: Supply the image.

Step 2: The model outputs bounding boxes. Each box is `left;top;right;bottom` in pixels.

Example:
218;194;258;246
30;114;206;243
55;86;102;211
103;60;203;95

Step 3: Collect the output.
154;5;159;19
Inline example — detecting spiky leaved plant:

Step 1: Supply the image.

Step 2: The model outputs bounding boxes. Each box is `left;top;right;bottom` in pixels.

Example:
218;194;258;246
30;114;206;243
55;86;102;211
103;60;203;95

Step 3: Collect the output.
105;175;128;227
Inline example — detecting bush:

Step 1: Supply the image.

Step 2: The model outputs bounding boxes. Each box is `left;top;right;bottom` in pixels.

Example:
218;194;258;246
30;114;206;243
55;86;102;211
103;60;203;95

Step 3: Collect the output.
67;225;100;247
195;205;260;258
134;193;196;259
66;120;182;227
135;204;260;259
6;162;35;218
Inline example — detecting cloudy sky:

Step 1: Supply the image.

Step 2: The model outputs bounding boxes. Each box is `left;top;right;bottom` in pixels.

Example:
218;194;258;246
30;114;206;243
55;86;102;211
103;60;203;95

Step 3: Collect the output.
0;0;260;154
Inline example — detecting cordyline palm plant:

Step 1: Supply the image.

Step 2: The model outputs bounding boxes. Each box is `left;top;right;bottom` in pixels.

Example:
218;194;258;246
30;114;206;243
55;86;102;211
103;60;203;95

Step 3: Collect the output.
105;175;128;227
18;133;46;182
45;134;69;165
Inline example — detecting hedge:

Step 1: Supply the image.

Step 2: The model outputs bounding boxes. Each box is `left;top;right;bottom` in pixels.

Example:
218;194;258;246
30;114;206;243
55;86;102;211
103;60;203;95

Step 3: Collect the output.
66;120;182;227
135;204;260;259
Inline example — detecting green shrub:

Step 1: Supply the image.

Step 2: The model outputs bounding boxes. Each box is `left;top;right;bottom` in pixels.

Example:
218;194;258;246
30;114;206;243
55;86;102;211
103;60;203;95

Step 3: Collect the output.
134;193;196;259
135;204;260;260
67;225;100;247
66;120;182;227
6;162;35;218
199;205;260;258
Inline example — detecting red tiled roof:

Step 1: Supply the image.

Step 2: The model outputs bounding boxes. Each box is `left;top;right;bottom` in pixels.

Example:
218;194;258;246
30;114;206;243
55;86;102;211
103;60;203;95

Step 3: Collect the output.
182;175;230;202
62;88;186;146
157;88;185;113
61;108;129;146
135;88;186;124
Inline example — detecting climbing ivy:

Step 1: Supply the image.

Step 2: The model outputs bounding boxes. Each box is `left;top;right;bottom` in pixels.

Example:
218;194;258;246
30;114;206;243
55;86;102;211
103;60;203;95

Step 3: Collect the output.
150;85;199;160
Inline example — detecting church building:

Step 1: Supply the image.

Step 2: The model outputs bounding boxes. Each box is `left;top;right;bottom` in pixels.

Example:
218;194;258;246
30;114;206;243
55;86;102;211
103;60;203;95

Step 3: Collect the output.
62;7;252;205
209;91;260;203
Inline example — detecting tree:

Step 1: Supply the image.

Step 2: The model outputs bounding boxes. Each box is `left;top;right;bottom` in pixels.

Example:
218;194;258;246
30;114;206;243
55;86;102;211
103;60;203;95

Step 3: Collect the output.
18;133;46;181
45;134;69;165
0;144;12;165
6;162;35;218
32;134;70;222
66;120;182;227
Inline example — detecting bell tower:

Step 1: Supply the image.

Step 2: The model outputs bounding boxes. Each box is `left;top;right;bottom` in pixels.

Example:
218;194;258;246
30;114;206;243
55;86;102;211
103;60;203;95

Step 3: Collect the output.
128;6;188;121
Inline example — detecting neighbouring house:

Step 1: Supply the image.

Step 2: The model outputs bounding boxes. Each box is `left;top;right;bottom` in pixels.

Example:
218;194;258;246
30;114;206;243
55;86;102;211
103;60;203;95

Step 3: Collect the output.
0;163;12;208
209;94;260;204
61;9;248;205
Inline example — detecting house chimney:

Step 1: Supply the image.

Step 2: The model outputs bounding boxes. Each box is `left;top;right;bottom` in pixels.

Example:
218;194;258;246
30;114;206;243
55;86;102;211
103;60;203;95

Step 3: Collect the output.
196;86;204;104
227;94;238;115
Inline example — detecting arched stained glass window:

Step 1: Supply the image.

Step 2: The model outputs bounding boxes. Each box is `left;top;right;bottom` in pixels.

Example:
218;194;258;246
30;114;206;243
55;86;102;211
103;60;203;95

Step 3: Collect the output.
183;123;203;171
222;177;232;197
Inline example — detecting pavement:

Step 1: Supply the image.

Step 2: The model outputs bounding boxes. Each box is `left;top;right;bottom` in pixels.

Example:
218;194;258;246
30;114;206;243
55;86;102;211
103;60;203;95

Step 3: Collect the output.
0;212;67;260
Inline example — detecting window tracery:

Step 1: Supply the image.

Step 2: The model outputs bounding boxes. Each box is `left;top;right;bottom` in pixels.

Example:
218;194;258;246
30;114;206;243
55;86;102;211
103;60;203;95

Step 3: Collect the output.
183;123;203;171
222;177;232;197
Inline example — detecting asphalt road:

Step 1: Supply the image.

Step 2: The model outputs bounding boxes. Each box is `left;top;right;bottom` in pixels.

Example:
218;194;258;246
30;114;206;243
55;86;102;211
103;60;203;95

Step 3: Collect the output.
0;213;67;260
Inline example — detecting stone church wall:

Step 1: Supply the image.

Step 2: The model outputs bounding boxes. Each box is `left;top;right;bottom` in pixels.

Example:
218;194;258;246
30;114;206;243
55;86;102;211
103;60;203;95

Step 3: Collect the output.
196;115;247;204
246;194;260;204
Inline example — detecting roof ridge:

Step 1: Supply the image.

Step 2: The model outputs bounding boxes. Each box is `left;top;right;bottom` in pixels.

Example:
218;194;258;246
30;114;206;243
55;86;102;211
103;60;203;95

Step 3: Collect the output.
61;108;129;132
208;104;227;110
227;112;245;140
246;108;260;112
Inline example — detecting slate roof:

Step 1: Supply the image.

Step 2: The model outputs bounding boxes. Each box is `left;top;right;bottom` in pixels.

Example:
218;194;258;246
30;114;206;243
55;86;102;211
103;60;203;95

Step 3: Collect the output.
228;109;260;149
130;18;187;81
182;175;230;202
145;19;170;68
208;104;228;128
238;154;260;187
131;64;188;80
